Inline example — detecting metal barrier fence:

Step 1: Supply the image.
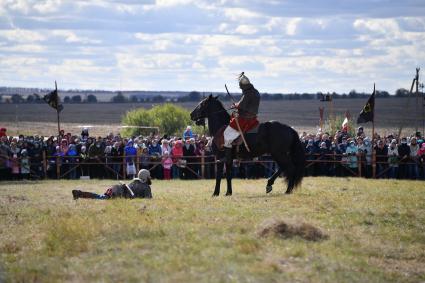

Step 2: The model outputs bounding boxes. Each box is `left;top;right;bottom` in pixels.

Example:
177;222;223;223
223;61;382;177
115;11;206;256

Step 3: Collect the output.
0;152;424;180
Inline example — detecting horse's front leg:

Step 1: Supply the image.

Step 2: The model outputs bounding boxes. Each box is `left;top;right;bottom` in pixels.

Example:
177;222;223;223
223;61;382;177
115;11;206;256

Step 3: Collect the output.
225;160;232;196
266;167;282;194
213;162;224;196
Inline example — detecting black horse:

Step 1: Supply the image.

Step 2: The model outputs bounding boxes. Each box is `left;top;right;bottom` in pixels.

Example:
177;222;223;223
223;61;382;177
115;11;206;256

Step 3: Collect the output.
190;95;305;196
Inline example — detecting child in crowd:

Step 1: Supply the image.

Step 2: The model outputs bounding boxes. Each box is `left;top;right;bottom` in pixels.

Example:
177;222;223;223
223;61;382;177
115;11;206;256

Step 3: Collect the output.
162;151;173;180
20;149;30;179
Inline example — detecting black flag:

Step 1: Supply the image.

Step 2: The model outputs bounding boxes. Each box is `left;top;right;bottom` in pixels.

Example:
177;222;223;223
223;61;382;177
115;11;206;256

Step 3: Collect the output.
43;89;63;112
357;84;375;124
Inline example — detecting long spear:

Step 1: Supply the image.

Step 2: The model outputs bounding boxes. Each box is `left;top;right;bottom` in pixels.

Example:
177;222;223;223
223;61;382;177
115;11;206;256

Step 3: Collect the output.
372;83;376;178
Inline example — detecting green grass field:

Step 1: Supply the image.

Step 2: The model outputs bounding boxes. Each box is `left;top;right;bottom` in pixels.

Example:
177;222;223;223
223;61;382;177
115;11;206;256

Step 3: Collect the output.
1;178;424;282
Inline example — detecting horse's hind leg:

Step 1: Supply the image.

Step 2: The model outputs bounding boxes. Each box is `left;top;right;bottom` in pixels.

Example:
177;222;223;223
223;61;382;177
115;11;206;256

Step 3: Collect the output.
272;155;296;194
266;167;282;193
213;162;224;196
277;159;296;194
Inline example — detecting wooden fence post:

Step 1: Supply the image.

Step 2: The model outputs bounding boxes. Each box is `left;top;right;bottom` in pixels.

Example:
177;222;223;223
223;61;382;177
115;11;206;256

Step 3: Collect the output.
42;151;47;179
122;155;126;179
56;155;60;179
357;155;362;177
201;153;205;179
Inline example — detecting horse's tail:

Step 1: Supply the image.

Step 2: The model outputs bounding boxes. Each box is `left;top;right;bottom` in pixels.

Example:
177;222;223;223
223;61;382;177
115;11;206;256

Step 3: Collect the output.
286;130;305;194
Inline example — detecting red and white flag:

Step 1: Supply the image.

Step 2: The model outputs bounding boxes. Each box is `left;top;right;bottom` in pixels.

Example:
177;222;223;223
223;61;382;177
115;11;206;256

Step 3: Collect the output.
342;110;350;131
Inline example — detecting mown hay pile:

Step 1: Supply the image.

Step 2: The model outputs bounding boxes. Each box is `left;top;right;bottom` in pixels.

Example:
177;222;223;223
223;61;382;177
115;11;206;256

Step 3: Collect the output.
258;219;328;241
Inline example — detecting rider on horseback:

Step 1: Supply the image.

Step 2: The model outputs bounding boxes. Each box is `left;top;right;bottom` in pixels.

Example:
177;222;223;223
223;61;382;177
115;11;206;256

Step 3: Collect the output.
223;72;260;160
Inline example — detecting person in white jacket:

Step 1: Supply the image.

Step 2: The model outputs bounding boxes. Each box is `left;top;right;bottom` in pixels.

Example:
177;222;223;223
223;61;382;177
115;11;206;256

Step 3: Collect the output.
344;141;358;174
409;137;419;179
387;139;399;179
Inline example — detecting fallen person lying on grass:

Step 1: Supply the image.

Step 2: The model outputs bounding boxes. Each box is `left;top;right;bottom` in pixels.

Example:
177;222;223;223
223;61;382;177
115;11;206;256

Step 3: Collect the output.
72;169;152;200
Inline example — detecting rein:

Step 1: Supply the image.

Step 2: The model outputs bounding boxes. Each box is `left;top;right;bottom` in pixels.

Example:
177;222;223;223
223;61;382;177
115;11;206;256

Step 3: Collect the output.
210;107;232;115
195;107;232;121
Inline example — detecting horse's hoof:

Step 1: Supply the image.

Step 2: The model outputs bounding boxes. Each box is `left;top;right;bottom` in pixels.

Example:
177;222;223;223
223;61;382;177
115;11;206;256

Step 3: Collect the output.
225;193;232;196
266;185;273;194
212;193;219;197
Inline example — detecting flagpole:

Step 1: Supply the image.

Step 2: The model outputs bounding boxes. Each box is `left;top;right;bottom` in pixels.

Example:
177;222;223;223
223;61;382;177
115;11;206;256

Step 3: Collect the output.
415;68;420;133
55;81;61;136
372;83;376;178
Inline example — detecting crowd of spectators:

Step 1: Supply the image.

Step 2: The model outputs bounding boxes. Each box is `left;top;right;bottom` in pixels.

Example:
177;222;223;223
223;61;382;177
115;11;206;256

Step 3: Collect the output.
300;126;425;179
1;126;425;181
0;126;274;181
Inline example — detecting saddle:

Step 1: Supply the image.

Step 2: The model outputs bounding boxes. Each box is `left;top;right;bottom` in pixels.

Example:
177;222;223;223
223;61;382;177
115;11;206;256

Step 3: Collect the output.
213;125;259;150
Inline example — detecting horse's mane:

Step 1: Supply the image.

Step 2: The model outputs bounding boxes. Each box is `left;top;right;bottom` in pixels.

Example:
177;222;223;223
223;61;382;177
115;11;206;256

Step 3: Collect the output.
211;97;230;120
203;96;230;135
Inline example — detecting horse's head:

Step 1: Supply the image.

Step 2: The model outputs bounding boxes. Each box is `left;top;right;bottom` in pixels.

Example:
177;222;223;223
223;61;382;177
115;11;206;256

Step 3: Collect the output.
190;94;220;126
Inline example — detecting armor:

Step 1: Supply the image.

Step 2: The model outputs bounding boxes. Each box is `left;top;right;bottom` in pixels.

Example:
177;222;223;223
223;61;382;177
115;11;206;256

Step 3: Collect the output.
72;170;152;199
224;73;260;148
235;82;260;119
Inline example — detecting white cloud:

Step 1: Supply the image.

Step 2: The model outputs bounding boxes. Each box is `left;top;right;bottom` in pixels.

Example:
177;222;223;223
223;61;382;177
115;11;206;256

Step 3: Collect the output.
0;56;46;67
33;0;62;13
265;17;285;32
191;62;205;69
354;18;400;35
223;7;262;22
49;59;110;74
141;0;197;11
0;29;45;43
151;39;172;51
51;30;102;44
286;18;301;36
5;0;31;14
0;0;424;93
116;52;192;70
0;44;45;53
234;25;258;35
218;23;229;33
156;0;195;7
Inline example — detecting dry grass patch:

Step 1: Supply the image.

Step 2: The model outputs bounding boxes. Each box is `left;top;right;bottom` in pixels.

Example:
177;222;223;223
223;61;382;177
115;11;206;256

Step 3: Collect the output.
1;178;425;282
258;218;328;241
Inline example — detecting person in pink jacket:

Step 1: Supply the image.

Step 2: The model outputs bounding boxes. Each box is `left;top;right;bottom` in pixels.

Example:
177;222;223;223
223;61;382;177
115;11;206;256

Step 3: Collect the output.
418;143;425;179
171;139;183;179
162;151;173;180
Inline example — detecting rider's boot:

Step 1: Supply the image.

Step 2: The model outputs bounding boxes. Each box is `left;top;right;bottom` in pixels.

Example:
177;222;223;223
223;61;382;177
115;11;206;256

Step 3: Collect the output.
72;190;81;200
224;147;233;164
72;190;99;199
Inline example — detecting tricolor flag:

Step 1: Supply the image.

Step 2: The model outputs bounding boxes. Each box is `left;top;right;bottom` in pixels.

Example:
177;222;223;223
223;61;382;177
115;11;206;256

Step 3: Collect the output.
342;110;350;131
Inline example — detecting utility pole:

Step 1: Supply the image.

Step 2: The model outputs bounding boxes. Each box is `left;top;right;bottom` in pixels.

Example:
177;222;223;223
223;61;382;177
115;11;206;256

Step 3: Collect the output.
421;82;425;135
55;81;61;136
398;70;418;138
415;68;420;133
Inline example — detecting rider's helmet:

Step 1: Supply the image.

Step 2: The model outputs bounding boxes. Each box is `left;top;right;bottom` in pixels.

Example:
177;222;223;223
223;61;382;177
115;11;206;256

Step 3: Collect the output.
138;169;151;183
238;72;250;88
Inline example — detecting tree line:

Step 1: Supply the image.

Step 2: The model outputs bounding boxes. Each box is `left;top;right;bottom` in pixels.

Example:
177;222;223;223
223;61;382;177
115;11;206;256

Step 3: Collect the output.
0;93;98;104
0;88;416;104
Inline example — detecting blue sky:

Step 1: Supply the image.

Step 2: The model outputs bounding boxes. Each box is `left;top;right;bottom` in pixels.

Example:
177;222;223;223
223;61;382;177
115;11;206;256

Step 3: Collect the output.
0;0;424;93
